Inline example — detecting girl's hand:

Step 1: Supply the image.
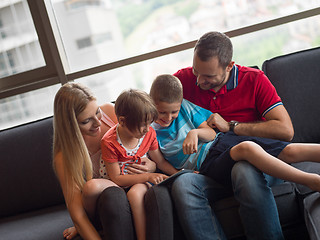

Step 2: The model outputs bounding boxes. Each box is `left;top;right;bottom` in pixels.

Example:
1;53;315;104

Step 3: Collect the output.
147;173;169;184
183;130;198;154
126;157;156;174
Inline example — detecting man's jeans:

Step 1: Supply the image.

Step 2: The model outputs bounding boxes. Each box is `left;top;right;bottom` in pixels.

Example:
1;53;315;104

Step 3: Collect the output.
171;161;285;240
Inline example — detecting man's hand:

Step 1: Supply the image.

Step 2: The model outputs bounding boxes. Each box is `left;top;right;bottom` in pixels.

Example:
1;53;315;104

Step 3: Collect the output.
207;113;230;132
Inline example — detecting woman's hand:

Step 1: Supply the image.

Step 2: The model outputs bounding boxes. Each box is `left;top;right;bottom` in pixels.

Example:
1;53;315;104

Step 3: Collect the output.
125;157;156;174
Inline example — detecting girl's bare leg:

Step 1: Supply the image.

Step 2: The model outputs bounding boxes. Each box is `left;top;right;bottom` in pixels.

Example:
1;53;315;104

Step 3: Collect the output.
127;183;149;240
230;141;320;192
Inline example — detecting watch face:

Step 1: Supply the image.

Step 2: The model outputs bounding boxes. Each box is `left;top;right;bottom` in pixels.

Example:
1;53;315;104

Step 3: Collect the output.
229;121;238;132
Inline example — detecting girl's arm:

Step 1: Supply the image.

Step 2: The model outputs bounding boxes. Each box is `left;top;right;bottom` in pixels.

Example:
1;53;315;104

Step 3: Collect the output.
148;148;178;175
183;121;217;155
54;153;101;240
106;161;168;186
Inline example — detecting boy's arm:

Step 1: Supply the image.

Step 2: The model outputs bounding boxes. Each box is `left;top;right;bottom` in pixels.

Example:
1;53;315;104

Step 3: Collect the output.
106;161;168;186
148;148;179;175
183;121;216;155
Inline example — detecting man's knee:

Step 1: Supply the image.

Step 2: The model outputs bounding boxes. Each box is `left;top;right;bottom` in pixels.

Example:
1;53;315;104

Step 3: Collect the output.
231;161;261;188
172;173;200;195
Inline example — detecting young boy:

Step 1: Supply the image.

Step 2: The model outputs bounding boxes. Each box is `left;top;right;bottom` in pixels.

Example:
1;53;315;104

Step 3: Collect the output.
150;74;320;191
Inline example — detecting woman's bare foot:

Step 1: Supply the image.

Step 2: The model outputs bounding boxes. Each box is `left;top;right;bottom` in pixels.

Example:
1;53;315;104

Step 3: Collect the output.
63;226;78;239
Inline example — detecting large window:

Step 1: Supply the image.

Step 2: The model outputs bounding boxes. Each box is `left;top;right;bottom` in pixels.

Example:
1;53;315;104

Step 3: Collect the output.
51;0;320;73
0;0;45;78
0;0;320;130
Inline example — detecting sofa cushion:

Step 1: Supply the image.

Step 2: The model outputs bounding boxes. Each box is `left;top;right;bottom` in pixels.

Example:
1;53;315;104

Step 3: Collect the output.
0;204;73;240
0;117;64;218
262;47;320;144
292;162;320;197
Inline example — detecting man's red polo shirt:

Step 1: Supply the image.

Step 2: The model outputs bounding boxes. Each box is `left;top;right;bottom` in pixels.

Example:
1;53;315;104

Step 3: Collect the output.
173;65;282;123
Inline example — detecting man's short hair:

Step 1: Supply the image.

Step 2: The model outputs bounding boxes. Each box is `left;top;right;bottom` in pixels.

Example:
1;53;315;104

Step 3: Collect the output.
150;74;183;104
194;31;233;68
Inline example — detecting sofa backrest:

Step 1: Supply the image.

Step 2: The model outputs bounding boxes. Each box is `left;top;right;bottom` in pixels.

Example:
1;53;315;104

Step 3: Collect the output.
262;47;320;143
0;117;64;218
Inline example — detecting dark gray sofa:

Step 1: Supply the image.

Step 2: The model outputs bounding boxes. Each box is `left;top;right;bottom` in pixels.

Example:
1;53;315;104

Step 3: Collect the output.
1;47;320;240
145;46;320;240
0;117;73;240
263;46;320;240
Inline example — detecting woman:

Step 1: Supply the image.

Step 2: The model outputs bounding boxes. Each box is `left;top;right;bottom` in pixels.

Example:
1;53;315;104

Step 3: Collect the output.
52;82;156;240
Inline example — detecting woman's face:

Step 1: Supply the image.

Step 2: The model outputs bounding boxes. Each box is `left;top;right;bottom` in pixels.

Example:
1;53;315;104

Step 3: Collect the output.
77;100;102;137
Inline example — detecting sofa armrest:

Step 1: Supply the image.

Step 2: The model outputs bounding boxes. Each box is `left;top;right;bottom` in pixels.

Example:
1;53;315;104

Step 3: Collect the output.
304;192;320;240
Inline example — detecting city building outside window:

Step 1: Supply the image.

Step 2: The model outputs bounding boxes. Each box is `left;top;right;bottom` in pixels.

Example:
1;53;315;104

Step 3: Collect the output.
0;0;320;130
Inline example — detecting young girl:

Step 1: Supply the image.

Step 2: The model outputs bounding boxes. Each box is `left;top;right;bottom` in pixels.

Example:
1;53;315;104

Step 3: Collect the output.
100;89;178;240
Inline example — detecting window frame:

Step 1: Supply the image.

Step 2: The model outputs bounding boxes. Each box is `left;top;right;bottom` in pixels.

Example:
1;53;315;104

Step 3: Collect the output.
0;0;67;99
0;0;319;99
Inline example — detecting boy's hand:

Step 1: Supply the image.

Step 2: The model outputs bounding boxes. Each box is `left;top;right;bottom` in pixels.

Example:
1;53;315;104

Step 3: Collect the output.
148;173;169;184
183;130;198;154
207;113;229;132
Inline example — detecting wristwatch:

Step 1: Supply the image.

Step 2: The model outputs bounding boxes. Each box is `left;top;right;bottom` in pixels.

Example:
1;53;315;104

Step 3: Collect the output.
229;120;239;132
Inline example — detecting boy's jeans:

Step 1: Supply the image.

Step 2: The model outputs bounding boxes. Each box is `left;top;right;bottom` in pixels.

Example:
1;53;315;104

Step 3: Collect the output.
171;161;285;240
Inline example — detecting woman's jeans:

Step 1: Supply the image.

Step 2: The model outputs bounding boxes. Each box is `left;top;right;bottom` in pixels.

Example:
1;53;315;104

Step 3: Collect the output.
171;161;285;240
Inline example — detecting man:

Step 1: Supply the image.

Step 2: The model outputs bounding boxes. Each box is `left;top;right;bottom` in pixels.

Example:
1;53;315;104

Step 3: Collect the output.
171;31;294;240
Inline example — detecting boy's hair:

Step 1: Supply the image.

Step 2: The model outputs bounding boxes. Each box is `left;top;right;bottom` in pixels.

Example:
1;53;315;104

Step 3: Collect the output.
194;31;233;69
115;89;158;132
150;74;183;104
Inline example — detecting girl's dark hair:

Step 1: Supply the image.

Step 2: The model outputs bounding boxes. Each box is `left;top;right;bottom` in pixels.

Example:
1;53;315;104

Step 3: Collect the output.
115;89;158;132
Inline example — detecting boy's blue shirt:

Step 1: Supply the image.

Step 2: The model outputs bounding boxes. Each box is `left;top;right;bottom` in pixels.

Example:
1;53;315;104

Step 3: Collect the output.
152;99;218;171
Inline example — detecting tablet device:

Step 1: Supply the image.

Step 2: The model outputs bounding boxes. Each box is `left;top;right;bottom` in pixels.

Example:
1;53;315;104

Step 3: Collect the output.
158;169;195;186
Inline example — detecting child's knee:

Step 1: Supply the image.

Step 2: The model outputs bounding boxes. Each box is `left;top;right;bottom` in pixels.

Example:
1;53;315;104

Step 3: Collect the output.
233;141;258;155
127;184;148;202
278;144;295;161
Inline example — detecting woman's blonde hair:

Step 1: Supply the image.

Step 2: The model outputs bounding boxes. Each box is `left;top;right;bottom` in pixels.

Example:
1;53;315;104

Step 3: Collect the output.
53;82;95;195
115;89;158;132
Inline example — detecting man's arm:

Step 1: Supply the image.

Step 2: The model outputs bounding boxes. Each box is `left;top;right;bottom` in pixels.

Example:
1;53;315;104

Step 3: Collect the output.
207;105;293;141
233;105;294;141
